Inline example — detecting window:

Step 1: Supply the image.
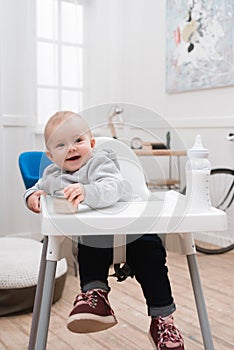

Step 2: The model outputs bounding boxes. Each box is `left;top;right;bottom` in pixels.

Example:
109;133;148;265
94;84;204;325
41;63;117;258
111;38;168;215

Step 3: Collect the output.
36;0;84;125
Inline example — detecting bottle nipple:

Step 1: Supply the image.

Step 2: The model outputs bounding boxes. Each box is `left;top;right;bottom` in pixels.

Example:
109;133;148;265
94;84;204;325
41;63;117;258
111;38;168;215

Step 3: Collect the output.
193;135;203;149
188;135;208;158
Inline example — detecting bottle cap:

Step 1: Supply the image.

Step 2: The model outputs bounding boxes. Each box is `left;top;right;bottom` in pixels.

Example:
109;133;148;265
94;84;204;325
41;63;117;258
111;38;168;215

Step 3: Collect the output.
188;135;209;158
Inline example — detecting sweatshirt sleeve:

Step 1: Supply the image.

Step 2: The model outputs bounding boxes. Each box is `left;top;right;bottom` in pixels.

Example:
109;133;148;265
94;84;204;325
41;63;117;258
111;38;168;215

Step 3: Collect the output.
23;182;41;203
82;154;130;209
23;163;61;202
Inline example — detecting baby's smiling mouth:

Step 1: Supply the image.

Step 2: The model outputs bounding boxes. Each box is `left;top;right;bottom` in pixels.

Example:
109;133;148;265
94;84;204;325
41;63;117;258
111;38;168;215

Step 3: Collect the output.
66;155;81;161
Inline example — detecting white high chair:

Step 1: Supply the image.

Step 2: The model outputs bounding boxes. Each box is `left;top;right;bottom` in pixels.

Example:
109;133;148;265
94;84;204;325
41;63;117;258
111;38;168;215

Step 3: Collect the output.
28;137;227;350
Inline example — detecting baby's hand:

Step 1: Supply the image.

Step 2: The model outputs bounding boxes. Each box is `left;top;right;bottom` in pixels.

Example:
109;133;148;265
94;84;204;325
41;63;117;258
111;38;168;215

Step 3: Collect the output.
27;190;46;213
63;183;85;207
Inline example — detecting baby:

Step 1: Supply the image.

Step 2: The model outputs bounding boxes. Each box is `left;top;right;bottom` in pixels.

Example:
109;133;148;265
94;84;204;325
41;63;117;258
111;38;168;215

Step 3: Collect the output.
24;111;185;350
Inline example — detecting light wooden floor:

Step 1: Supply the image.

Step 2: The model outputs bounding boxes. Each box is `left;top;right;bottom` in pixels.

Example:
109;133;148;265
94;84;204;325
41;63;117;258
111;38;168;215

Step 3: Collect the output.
0;250;233;350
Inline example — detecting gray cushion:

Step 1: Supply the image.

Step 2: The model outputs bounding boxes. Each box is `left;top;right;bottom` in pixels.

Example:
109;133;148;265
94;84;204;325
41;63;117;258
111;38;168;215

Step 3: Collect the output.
0;237;67;316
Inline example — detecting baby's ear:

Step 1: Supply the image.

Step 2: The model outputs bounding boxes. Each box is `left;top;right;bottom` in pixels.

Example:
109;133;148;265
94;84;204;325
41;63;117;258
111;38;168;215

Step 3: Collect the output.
90;138;96;149
46;150;53;161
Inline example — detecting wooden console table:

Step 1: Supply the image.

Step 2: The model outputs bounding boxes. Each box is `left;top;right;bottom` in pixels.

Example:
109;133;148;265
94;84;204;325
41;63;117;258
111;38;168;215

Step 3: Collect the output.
134;149;187;191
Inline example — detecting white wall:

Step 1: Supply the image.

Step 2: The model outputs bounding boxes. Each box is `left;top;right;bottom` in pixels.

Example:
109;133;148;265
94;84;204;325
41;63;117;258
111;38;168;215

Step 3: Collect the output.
0;0;38;237
83;0;234;181
85;0;234;122
121;0;234;120
83;0;124;106
0;0;234;237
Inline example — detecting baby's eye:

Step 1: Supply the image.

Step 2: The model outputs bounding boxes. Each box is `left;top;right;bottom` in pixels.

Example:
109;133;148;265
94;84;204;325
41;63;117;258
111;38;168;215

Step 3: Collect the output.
56;143;65;148
75;138;82;143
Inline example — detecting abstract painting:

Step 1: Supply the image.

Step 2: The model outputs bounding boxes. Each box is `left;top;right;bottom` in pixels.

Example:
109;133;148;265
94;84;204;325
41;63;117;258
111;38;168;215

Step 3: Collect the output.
166;0;234;92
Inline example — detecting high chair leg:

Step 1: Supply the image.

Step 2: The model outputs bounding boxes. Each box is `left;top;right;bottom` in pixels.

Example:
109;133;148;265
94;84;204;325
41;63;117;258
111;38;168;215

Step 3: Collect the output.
28;236;48;350
186;253;214;350
113;234;126;264
35;260;57;350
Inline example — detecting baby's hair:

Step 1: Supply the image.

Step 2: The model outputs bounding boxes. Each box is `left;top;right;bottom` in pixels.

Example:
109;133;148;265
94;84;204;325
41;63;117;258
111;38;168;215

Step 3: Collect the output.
44;111;92;145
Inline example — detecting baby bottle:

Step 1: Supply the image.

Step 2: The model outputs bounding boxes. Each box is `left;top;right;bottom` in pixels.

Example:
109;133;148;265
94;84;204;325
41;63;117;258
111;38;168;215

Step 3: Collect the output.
185;135;211;212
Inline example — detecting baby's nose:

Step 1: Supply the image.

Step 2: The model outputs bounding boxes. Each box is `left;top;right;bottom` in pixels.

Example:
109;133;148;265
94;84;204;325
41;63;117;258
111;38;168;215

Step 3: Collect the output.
68;143;76;151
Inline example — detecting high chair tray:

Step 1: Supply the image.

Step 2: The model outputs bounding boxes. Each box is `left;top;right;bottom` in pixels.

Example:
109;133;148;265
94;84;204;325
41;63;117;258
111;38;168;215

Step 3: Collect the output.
41;190;227;236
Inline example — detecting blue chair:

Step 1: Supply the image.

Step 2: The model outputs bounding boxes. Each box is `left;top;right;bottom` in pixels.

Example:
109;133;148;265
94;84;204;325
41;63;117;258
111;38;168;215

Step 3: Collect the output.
18;150;78;279
19;151;52;189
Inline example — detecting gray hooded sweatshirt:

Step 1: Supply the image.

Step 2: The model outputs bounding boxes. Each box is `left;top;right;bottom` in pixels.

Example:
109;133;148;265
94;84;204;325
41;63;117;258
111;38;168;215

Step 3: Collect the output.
24;149;132;209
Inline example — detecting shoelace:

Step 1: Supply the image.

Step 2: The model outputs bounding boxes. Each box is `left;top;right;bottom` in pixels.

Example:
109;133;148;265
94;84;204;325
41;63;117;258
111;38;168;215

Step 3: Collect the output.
74;289;115;315
156;317;184;349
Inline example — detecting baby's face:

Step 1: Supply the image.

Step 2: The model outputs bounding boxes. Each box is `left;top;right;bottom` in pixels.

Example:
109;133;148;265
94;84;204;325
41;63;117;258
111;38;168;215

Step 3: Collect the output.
46;117;95;172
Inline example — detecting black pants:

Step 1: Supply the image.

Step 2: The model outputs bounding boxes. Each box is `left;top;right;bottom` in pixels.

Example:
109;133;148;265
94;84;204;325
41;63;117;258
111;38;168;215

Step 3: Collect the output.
78;234;174;310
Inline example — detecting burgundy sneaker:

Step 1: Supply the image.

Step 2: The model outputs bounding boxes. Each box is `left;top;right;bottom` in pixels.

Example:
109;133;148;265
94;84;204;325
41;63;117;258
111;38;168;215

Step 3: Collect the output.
67;289;117;333
148;315;185;350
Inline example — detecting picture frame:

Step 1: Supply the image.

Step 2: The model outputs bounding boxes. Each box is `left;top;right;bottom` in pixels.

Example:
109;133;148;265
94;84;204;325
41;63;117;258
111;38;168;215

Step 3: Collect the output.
166;0;234;93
